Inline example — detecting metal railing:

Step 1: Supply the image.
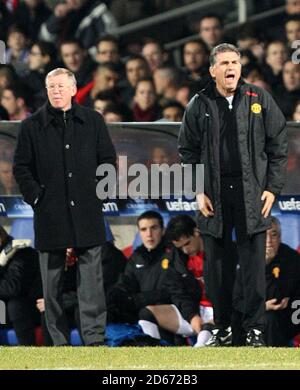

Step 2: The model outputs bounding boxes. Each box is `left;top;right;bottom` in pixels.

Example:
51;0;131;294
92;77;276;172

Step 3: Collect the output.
109;0;228;37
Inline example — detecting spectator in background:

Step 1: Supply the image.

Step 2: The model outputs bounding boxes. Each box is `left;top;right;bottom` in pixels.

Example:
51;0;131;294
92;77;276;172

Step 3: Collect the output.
133;77;160;122
182;39;209;82
153;65;182;105
233;217;300;347
262;41;288;90
236;24;265;64
107;211;175;344
13;0;51;43
0;65;18;96
21;41;57;111
142;39;168;73
93;90;117;114
286;0;300;15
284;15;300;52
0;158;19;195
59;39;97;89
198;14;225;50
1;85;31;121
103;102;133;122
0;225;40;345
164;215;214;347
6;24;29;76
76;62;120;107
96;35;121;65
39;0;117;50
160;101;184;122
274;60;300;119
151;146;170;165
120;54;150;107
175;83;193;108
242;63;264;84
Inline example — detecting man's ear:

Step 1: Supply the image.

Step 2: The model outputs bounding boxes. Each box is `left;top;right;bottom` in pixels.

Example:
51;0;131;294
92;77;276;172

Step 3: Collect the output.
209;65;215;79
71;85;77;97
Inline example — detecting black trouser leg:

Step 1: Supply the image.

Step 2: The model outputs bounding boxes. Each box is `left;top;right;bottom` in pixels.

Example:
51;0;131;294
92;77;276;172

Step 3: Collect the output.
202;235;237;328
39;250;70;345
7;297;36;345
237;231;266;332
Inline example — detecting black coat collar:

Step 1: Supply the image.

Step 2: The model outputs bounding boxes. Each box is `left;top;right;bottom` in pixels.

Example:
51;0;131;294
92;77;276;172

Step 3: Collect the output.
39;101;85;128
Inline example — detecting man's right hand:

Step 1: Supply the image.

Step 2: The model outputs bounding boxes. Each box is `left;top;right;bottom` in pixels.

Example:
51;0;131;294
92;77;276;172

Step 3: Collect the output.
266;297;290;311
196;193;214;217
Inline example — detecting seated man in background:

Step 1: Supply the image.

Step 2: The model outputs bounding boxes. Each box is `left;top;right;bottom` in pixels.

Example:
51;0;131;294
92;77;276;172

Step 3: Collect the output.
107;211;174;336
161;215;214;347
0;225;40;345
233;216;300;346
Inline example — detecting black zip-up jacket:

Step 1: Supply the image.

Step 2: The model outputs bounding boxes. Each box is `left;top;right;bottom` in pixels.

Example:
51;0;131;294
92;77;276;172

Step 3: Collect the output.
178;80;287;237
113;242;173;311
266;243;300;301
0;244;39;301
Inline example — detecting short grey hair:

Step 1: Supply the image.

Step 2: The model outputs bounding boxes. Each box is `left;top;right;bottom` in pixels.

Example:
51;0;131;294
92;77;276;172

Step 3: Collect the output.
209;43;241;66
269;216;281;236
45;68;77;86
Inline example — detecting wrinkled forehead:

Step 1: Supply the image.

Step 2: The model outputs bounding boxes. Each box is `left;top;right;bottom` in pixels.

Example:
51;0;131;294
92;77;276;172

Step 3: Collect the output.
214;51;241;64
46;73;74;86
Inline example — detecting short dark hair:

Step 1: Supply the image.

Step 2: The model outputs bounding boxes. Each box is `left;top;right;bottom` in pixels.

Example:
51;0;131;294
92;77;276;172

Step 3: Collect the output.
210;43;240;66
96;62;120;74
59;38;84;51
97;34;119;49
162;100;184;114
165;215;196;241
32;41;57;59
137;211;164;228
183;38;209;56
126;54;148;66
199;13;224;29
4;84;29;105
94;90;117;102
103;102;133;121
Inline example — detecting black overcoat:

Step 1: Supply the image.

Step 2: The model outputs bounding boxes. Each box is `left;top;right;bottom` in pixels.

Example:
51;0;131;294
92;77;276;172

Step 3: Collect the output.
13;103;116;250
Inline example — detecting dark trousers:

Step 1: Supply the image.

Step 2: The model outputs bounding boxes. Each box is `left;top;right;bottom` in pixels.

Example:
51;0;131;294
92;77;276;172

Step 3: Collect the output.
203;177;266;332
7;297;40;345
39;245;106;346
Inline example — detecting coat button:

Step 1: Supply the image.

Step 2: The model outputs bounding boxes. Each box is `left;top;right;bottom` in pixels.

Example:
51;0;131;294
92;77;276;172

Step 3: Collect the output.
65;144;70;149
68;172;73;178
70;200;75;206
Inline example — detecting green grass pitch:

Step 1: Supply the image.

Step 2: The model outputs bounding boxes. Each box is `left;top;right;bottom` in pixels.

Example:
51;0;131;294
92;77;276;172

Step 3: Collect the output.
0;347;299;370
